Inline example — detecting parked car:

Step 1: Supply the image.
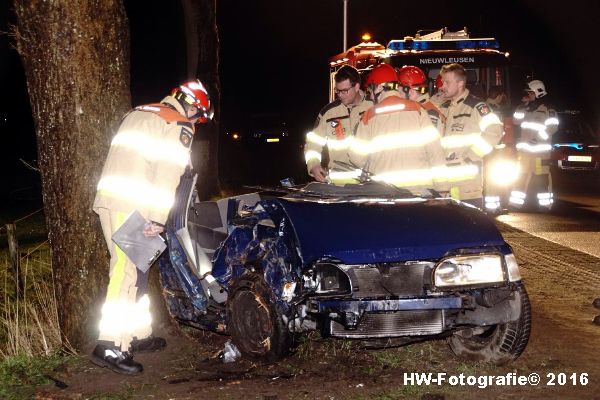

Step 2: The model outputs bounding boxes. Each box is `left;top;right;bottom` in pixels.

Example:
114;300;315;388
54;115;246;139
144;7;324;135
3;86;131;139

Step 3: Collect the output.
223;112;291;146
551;111;600;172
159;172;531;365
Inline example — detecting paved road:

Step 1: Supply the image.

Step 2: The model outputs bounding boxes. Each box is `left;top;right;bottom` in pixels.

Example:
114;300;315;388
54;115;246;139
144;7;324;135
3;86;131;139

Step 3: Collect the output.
496;172;600;258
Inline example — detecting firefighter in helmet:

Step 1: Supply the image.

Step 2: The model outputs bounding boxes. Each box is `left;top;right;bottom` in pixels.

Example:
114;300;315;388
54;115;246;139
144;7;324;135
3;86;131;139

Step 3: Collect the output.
91;79;212;375
438;63;504;209
349;64;449;194
397;66;445;134
304;65;373;183
509;79;558;210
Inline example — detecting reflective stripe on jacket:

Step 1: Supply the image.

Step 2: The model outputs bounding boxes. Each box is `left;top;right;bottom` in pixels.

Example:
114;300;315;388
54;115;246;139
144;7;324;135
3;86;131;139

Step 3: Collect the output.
349;91;449;193
93;96;193;224
304;92;373;173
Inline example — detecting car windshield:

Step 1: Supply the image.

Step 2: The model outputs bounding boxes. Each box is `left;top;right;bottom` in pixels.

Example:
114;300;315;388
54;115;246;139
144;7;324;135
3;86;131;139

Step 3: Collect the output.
553;113;597;144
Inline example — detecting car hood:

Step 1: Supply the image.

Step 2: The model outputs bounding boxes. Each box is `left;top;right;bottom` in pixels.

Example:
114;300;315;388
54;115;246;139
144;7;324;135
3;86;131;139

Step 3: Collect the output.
274;198;505;265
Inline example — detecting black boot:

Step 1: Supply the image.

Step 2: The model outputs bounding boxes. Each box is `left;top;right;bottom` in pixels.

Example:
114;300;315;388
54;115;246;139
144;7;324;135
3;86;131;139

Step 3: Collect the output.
592;298;600;309
130;336;167;353
90;343;143;375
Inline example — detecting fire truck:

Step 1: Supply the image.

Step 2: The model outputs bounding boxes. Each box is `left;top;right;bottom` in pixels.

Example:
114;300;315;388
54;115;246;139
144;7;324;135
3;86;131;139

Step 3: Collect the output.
328;27;519;212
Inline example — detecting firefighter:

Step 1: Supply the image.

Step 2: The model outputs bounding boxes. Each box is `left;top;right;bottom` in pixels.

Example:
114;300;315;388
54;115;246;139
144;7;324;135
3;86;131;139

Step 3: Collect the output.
349;64;449;194
439;63;504;209
91;80;212;375
509;80;558;210
304;65;373;183
398;66;445;133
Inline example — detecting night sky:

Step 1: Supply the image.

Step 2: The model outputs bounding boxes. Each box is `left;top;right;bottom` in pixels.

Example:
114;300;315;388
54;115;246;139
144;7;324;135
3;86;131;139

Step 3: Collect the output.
2;0;600;199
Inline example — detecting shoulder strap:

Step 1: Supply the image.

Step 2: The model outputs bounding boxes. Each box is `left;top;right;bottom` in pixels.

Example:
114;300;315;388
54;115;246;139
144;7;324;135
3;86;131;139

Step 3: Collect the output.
361;96;422;125
421;101;446;124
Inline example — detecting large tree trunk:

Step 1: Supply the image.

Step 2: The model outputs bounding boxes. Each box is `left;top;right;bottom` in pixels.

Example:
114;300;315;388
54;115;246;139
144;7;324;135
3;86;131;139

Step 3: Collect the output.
181;0;221;200
13;0;131;349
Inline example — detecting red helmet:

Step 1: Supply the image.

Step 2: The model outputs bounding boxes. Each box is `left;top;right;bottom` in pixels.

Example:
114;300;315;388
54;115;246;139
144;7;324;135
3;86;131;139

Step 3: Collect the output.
365;64;399;87
435;75;443;89
171;79;213;123
398;66;427;88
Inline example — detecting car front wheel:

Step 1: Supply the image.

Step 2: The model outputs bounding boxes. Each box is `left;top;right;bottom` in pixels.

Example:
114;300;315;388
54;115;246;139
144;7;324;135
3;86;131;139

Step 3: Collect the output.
447;284;531;365
227;273;292;362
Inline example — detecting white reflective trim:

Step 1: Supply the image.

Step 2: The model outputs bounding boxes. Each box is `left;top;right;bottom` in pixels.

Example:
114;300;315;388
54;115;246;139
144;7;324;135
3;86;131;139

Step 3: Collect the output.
305;131;327;146
138;105;161;112
511;190;526;199
545;117;559;126
513;111;525;119
485;196;500;202
304;150;322;164
440;133;481;149
520;121;549;140
97;176;176;211
539;198;553;206
509;196;525;205
371;166;446;186
111;130;190;167
446;163;479;180
479;112;502;132
305;131;358;152
516;142;552;153
375;103;406;114
485;201;500;210
358;126;440;155
329;169;362;181
537;192;553;200
471;136;494;156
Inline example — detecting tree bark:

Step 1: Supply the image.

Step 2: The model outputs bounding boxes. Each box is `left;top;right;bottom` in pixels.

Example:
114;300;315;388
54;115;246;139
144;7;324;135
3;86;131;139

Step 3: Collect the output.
181;0;221;200
13;0;131;349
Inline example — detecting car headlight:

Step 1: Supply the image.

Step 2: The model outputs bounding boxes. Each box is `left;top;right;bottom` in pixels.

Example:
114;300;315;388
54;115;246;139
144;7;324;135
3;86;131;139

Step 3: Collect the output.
434;254;505;287
488;159;520;186
315;264;351;294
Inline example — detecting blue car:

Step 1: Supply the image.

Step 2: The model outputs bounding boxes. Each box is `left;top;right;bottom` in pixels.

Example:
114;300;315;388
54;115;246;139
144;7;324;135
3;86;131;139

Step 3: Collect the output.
160;171;531;365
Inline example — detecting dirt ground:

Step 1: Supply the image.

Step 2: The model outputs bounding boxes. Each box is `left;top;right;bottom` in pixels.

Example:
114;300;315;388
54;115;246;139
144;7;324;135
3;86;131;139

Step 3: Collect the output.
32;222;600;400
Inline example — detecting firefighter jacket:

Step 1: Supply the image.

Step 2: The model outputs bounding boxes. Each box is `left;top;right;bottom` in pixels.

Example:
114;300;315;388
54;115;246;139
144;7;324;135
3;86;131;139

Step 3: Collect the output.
439;89;504;200
417;93;446;134
513;100;558;159
304;91;373;175
347;90;449;193
93;96;194;225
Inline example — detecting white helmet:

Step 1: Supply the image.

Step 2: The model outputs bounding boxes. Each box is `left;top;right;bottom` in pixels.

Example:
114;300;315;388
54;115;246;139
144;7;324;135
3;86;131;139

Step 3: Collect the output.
526;80;547;98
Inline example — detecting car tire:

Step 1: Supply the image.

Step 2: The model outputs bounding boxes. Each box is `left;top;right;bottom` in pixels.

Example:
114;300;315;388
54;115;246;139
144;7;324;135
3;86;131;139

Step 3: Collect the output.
227;273;292;362
447;284;531;365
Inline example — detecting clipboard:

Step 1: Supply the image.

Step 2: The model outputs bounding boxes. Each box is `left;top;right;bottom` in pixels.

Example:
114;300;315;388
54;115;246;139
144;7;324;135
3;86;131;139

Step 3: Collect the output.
111;210;167;273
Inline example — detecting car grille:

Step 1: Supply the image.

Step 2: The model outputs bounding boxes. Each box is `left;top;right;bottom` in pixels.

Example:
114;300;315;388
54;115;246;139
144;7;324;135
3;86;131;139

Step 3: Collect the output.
341;263;431;298
330;310;444;338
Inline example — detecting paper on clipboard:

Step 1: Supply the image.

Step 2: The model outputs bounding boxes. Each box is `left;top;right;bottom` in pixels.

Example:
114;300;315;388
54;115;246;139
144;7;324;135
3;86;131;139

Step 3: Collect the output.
111;210;166;273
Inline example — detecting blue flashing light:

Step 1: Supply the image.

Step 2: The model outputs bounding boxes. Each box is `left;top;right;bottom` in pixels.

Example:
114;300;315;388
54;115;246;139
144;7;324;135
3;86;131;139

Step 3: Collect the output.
554;143;584;150
387;39;500;51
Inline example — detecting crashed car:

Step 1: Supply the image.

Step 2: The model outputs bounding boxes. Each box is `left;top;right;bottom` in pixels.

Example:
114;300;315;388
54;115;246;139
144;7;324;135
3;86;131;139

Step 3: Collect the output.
159;171;531;365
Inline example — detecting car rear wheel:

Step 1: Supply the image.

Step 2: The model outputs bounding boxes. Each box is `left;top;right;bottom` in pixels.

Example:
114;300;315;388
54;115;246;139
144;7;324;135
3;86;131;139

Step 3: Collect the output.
447;284;531;365
227;273;292;362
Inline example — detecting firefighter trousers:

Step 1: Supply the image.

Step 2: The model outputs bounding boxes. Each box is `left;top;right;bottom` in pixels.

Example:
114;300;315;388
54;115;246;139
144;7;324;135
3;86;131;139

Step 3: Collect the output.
510;152;553;209
96;208;153;350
